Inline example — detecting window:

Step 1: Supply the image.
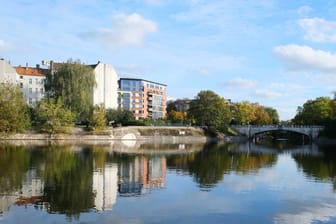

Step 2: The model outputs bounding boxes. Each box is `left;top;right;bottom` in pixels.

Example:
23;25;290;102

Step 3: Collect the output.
29;78;32;84
20;83;23;88
35;78;38;84
28;98;32;105
29;88;32;93
20;75;23;79
40;88;44;93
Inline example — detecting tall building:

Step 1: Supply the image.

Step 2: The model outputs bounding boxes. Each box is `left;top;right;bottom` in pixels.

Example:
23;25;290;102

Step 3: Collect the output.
90;61;118;109
118;78;167;120
15;64;46;105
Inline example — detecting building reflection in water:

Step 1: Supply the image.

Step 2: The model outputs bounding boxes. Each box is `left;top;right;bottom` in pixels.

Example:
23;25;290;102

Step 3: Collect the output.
0;156;167;215
93;164;118;211
118;156;166;196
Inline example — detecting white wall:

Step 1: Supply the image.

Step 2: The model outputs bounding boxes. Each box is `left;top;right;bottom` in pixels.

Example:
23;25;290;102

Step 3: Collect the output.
93;62;118;109
0;60;16;83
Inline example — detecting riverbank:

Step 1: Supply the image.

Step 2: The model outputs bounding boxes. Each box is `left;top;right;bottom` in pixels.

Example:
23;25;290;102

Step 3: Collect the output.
0;126;247;145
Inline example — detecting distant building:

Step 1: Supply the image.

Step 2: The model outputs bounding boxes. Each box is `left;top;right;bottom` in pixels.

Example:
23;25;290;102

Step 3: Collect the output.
15;64;46;105
90;61;118;109
118;78;167;120
173;98;193;113
0;59;46;106
0;59;17;83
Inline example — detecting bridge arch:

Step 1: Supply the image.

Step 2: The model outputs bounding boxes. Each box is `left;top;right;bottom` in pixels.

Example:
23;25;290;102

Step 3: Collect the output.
231;125;324;141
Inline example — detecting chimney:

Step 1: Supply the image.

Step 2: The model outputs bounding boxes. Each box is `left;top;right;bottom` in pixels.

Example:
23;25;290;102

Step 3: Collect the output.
36;64;40;69
25;63;28;69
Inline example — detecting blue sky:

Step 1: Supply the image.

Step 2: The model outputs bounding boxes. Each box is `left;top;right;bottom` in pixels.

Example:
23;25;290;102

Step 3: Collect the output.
1;0;336;120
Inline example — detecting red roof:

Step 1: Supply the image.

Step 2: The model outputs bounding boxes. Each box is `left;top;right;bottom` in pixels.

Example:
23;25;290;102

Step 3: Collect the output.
15;66;46;77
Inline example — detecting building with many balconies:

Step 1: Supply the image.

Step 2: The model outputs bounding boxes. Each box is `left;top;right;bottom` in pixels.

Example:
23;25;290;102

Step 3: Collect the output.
118;78;167;120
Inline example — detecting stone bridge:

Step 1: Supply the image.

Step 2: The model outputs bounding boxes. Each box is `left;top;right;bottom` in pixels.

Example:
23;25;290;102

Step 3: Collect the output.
231;125;324;140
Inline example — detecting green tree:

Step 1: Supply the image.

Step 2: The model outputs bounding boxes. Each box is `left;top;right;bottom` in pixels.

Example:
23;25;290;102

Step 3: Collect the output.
188;90;231;131
293;97;333;125
89;104;107;132
166;102;177;113
0;82;30;134
33;98;75;134
45;59;96;123
106;109;135;126
232;101;256;125
264;107;279;124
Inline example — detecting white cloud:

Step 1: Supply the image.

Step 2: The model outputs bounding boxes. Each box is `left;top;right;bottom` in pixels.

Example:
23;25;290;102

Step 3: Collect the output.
253;89;282;99
82;13;157;48
274;44;336;72
274;203;336;224
299;18;336;43
297;5;313;17
221;77;256;89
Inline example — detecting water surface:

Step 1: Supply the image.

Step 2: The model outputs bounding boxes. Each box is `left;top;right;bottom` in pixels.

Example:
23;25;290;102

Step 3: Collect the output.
0;142;336;224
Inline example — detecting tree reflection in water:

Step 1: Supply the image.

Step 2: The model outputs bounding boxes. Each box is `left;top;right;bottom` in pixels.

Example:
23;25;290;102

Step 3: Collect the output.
166;142;277;190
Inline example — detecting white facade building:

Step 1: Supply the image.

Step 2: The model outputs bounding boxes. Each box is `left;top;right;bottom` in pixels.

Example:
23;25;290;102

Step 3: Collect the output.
91;62;119;109
0;59;16;83
0;60;46;106
15;64;46;105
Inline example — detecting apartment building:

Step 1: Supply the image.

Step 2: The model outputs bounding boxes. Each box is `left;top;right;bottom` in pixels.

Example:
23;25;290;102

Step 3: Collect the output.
15;64;46;105
118;78;167;120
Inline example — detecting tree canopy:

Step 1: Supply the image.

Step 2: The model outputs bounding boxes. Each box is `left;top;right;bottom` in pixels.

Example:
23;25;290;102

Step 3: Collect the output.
0;82;30;134
45;59;96;122
188;90;231;131
293;97;333;125
231;101;278;125
33;98;75;134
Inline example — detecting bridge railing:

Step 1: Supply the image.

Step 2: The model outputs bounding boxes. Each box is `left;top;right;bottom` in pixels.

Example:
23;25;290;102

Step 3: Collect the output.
231;125;324;129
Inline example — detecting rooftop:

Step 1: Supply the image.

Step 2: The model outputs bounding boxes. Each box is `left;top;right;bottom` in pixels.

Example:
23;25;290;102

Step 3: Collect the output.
15;65;47;77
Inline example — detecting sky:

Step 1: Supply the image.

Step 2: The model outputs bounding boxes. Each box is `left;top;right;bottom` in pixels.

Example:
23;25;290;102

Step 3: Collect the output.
1;0;336;120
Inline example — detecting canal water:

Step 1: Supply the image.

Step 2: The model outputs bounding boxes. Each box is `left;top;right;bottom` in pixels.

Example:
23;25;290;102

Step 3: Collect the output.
0;141;336;224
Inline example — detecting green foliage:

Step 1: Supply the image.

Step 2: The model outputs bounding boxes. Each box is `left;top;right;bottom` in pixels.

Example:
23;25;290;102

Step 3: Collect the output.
264;107;280;124
188;90;231;131
33;98;75;134
166;102;177;113
0;82;30;134
232;101;278;125
89;104;107;132
293;97;333;125
45;59;96;122
106;109;135;126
